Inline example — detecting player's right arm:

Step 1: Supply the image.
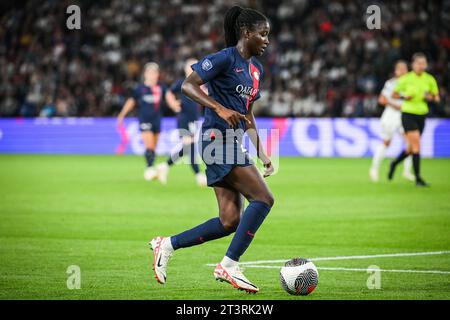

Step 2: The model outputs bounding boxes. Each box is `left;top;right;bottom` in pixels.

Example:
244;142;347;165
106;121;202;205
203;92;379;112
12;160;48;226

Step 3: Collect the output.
182;72;249;129
117;97;136;125
379;93;401;110
182;51;250;128
379;81;401;110
392;76;412;101
378;93;388;107
392;91;408;100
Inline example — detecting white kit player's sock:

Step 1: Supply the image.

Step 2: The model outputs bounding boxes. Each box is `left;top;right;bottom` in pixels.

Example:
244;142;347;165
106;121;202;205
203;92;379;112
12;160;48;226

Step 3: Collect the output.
403;156;413;174
372;144;387;170
162;237;174;252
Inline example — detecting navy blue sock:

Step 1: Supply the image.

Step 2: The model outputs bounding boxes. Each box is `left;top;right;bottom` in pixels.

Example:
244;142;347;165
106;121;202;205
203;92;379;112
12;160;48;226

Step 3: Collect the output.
171;217;232;250
167;147;184;166
412;153;421;180
145;149;155;167
226;200;271;261
393;150;409;166
189;142;200;174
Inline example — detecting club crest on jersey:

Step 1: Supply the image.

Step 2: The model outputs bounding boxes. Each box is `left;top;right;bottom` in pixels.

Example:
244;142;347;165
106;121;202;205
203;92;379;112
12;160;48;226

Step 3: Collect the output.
202;59;213;71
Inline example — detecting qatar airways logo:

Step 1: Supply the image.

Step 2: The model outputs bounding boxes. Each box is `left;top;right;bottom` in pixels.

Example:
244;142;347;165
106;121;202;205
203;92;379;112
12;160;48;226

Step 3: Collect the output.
142;94;161;104
236;84;258;99
142;95;156;103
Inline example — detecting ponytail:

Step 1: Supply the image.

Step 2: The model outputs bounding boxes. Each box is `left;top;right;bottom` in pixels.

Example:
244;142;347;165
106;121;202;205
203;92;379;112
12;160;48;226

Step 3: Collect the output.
224;6;243;47
223;6;268;47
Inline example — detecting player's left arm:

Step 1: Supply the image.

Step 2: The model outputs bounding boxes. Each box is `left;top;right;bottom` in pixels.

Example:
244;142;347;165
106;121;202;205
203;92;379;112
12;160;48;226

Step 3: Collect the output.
245;102;274;177
424;76;440;103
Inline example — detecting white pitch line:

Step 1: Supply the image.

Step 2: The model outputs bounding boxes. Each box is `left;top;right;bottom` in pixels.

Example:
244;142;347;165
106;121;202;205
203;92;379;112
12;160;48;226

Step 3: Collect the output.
237;265;450;275
205;250;450;267
236;250;450;266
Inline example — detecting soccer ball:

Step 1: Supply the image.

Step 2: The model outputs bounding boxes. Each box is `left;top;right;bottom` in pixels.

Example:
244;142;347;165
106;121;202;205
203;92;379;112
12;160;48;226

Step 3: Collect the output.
280;258;319;295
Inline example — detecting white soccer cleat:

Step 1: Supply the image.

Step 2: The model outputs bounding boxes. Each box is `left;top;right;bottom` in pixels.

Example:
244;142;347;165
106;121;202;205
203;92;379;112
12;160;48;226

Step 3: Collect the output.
369;167;379;182
149;237;173;284
213;263;259;293
144;167;157;181
195;173;207;187
402;171;415;182
156;163;169;185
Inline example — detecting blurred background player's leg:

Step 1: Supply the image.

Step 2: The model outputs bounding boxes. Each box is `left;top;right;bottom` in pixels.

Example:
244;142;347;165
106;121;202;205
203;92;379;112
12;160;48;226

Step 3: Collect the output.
142;130;159;181
370;120;395;182
402;150;414;181
157;125;206;186
372;109;414;182
371;139;413;182
370;139;389;182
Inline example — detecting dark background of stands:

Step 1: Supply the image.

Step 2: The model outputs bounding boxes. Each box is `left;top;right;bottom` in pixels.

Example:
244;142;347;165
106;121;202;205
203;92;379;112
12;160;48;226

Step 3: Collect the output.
1;0;449;118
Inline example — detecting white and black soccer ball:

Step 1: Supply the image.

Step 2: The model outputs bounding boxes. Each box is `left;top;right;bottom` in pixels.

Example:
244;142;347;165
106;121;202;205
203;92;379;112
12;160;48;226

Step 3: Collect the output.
280;258;319;295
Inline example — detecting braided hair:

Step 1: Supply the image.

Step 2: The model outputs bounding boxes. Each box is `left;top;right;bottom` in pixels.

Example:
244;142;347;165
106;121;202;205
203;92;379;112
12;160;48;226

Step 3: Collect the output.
223;6;268;47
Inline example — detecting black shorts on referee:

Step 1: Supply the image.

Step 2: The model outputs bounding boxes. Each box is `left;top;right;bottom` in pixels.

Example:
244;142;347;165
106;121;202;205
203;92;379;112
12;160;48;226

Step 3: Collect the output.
402;112;426;134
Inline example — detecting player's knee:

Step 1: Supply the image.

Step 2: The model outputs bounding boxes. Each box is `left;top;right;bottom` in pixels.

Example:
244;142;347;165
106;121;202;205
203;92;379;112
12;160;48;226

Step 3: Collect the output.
220;215;240;232
267;194;275;208
260;192;275;208
411;141;420;153
219;207;241;232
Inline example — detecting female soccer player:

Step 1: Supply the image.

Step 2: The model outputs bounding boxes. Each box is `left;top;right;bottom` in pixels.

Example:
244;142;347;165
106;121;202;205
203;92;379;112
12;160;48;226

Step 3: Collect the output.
117;62;177;181
150;6;274;293
369;60;414;182
389;53;440;186
156;58;207;186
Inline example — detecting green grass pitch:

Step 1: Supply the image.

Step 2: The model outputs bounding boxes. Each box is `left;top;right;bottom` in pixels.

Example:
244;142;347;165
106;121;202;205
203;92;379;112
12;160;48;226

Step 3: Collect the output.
0;155;449;300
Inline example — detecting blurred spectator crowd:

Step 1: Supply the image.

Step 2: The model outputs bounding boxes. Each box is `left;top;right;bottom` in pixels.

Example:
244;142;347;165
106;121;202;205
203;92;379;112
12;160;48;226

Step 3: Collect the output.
1;0;449;118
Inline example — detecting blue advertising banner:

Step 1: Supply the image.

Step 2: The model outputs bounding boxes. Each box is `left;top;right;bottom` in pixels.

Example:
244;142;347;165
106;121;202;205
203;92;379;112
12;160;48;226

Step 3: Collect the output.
0;118;449;157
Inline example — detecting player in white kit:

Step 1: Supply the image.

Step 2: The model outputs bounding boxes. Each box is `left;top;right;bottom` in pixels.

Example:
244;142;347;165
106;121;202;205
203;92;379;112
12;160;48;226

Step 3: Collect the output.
370;61;414;182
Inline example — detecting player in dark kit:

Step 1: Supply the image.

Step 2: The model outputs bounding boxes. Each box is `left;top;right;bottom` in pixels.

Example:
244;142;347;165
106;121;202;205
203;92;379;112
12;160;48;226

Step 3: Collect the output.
117;62;176;181
150;6;274;293
156;58;207;186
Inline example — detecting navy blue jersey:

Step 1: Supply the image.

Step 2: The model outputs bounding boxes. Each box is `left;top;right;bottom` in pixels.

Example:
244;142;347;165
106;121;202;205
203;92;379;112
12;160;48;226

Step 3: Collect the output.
132;83;166;122
170;78;199;122
191;46;263;133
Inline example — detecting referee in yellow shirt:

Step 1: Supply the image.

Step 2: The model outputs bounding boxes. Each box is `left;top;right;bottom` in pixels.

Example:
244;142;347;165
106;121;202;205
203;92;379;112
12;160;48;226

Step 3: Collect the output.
389;53;440;186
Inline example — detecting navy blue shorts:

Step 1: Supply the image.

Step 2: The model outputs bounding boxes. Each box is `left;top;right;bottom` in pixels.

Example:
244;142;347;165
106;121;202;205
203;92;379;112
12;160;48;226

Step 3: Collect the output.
199;129;253;187
139;118;161;133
